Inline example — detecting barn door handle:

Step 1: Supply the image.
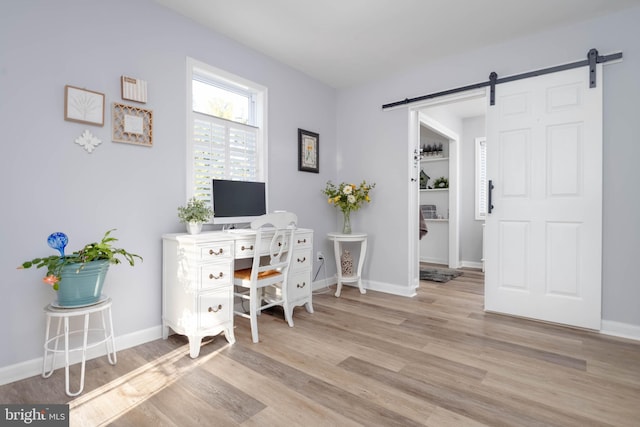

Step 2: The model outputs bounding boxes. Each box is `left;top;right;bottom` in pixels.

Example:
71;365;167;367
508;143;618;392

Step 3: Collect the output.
488;180;495;214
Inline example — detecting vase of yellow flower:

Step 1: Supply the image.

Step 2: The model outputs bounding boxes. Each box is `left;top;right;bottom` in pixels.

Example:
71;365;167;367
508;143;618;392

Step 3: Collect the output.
322;180;375;234
342;210;352;234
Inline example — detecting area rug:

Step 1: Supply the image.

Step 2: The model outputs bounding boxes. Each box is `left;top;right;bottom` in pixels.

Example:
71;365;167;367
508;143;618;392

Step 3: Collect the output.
420;267;463;283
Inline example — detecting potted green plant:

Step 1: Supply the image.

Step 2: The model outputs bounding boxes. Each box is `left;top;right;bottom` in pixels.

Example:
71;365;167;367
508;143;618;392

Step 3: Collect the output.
433;176;449;189
19;229;142;307
177;197;214;234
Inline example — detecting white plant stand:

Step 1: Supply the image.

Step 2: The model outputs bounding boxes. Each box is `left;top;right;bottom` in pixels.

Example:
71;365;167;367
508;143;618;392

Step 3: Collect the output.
42;296;117;396
327;232;368;297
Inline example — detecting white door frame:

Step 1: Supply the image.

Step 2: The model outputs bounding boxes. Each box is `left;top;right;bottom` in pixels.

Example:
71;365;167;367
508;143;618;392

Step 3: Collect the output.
407;89;485;284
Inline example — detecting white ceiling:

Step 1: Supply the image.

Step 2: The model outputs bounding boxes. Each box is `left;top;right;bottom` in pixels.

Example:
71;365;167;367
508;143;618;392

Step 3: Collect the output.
154;0;639;89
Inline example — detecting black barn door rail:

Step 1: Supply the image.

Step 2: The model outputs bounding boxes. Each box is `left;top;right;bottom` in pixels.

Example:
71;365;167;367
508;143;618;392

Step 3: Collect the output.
382;49;622;110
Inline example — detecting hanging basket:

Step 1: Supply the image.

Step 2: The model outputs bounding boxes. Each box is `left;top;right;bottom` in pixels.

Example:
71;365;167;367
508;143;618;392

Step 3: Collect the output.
57;260;110;307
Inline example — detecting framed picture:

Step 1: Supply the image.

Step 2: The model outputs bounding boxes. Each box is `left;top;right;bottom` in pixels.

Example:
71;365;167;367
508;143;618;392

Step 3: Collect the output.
112;103;153;147
121;75;148;104
298;128;319;173
64;85;105;126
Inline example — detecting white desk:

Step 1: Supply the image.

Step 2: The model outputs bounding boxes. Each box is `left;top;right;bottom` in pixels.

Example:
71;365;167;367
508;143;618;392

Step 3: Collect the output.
42;296;116;396
327;232;368;297
162;228;313;357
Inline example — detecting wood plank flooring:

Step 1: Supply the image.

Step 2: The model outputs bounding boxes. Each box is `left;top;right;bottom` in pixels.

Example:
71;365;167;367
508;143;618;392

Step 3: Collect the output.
2;268;639;426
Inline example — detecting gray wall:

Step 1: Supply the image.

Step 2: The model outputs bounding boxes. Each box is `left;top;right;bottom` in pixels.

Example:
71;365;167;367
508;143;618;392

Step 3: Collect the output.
2;0;639;376
460;116;486;265
337;6;640;326
0;0;338;369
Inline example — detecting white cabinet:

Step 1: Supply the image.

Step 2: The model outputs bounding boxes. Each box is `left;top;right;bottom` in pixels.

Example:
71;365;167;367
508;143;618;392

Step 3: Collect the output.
162;234;235;358
286;230;314;319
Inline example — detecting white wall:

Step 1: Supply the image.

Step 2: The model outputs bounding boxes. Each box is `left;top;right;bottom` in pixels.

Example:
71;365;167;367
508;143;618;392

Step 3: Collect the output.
0;0;338;372
337;6;640;327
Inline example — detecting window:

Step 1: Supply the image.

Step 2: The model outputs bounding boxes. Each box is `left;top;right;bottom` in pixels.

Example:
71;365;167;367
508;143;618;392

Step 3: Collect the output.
186;57;267;210
475;137;487;220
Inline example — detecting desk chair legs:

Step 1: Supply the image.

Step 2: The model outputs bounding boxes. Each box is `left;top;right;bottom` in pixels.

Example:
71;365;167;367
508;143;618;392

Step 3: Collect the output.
239;287;294;343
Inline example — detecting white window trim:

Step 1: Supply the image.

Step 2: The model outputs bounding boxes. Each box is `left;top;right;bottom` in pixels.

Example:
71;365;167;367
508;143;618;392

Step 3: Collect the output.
185;57;268;208
475;136;487;220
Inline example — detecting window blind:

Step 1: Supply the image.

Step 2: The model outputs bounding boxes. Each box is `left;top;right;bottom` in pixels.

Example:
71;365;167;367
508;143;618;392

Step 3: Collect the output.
192;113;258;204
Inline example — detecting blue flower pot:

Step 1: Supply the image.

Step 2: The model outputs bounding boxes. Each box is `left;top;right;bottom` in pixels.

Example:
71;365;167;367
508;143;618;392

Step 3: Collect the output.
57;260;110;307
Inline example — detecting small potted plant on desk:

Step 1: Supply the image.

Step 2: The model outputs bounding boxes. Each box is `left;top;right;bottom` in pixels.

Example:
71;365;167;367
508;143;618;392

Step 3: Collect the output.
178;197;214;234
18;229;142;307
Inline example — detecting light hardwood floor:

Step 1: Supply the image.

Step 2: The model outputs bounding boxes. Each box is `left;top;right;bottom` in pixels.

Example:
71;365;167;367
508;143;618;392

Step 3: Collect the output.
2;268;639;426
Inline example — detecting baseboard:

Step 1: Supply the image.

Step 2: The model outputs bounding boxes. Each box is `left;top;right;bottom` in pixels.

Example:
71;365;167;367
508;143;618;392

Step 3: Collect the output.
460;260;483;270
0;325;163;387
601;320;640;342
364;279;417;297
420;256;447;265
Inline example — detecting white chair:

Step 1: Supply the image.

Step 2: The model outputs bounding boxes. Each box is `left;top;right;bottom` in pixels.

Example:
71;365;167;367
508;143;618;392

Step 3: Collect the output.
233;212;297;343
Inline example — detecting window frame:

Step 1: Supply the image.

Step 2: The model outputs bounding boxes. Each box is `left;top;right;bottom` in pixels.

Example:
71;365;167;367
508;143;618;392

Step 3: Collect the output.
185;57;268;221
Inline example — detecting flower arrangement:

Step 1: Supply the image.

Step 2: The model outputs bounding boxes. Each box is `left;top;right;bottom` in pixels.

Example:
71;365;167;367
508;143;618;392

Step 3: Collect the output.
177;197;214;223
18;229;142;290
322;180;375;233
322;180;376;213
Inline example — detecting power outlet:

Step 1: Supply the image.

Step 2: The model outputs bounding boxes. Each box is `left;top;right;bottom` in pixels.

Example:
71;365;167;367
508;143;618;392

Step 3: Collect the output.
316;251;324;261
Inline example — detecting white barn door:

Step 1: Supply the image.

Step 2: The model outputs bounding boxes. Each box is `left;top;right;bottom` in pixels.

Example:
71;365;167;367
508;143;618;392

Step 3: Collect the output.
484;65;603;330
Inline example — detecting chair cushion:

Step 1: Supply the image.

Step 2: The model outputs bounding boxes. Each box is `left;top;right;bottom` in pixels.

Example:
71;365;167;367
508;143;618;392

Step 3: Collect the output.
234;268;282;281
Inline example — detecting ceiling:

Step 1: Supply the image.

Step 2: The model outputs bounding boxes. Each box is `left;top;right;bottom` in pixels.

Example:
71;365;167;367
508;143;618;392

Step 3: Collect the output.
154;0;639;89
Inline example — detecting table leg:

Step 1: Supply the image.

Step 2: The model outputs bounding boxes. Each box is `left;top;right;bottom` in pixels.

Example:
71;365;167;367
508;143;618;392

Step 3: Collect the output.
42;315;61;378
333;239;343;297
65;313;90;397
356;239;367;294
103;306;117;365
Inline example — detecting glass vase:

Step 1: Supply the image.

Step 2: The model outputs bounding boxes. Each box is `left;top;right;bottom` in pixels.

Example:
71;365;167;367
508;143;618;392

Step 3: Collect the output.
342;210;352;234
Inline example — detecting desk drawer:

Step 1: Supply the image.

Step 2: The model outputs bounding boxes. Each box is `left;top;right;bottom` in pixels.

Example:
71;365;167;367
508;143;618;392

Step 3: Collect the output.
288;271;311;302
199;242;233;260
199;289;232;330
291;248;312;272
235;239;257;258
236;235;290;258
200;262;233;290
293;232;312;250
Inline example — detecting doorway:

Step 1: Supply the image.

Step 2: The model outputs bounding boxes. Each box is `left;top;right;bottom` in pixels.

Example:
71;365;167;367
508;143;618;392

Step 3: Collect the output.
409;90;487;283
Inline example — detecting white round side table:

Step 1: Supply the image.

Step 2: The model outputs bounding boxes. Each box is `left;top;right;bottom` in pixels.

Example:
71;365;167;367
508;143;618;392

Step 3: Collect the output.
42;296;117;396
327;232;368;297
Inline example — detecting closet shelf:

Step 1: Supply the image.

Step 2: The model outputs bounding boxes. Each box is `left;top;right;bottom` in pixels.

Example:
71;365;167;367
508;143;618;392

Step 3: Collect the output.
420;188;448;192
421;156;449;163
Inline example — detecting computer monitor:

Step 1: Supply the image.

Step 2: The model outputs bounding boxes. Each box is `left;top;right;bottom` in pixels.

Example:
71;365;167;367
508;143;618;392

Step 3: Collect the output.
211;179;267;225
